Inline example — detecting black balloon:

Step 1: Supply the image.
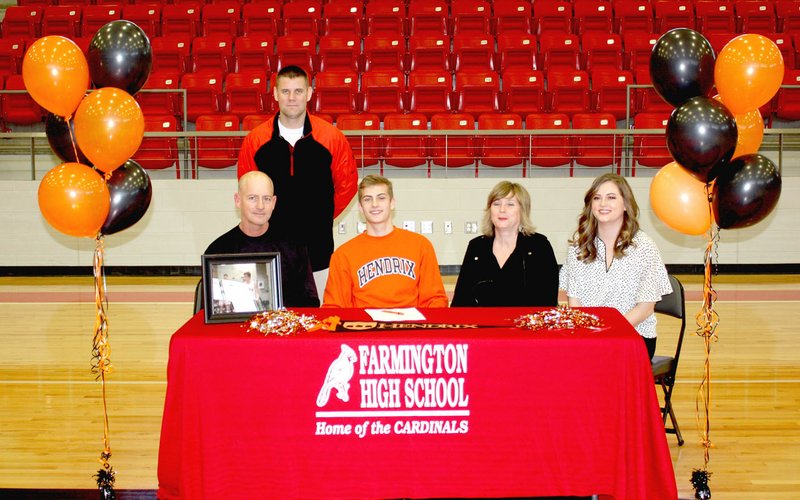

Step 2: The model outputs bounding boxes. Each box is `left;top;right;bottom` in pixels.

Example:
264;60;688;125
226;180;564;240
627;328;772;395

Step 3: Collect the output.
101;159;153;236
667;96;738;183
712;154;782;230
87;20;152;95
650;28;716;107
45;113;93;166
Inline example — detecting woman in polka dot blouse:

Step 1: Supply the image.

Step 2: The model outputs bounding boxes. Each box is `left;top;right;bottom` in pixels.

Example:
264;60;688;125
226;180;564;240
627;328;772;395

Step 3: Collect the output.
559;173;672;360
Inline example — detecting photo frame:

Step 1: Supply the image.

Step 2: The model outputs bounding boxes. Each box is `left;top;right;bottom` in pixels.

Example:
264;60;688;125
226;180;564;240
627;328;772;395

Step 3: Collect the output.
201;252;283;324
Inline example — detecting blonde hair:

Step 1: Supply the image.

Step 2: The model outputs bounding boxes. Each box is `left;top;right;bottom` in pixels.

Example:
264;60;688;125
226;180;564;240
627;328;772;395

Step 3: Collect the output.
358;174;394;200
569;173;640;262
481;181;536;237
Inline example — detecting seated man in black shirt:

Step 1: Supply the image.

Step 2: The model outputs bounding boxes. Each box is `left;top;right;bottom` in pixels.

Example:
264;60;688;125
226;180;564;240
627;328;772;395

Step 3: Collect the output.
205;171;319;307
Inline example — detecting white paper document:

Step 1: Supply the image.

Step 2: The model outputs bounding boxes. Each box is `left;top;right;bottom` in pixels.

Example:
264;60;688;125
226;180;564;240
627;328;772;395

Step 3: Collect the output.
365;308;427;322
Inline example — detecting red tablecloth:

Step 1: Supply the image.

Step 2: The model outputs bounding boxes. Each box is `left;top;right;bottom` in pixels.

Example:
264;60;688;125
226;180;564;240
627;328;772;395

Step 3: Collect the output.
158;307;677;500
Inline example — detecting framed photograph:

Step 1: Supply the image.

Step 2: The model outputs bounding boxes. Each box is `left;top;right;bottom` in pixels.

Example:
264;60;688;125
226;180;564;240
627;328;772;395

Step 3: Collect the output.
201;252;283;324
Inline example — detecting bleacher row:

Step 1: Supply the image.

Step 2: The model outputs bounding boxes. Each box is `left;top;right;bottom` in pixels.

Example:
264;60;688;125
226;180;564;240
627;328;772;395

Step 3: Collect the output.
2;0;799;174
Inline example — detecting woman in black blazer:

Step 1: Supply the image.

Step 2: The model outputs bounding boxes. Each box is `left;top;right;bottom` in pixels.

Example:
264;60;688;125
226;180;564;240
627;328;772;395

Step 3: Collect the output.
451;181;559;307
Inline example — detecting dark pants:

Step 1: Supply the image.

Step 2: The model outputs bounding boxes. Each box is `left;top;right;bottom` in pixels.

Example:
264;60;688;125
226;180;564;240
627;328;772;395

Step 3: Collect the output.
643;336;657;361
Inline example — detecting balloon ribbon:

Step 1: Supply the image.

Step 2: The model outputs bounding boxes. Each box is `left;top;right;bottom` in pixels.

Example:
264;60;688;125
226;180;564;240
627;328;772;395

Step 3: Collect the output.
693;190;719;497
91;236;116;497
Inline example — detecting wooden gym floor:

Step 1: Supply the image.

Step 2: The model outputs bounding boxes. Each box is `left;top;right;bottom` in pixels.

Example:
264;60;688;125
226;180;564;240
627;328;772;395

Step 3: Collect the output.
0;274;798;499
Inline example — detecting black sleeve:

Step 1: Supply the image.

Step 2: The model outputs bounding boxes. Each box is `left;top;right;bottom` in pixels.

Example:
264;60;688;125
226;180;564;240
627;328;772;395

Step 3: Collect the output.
526;234;560;307
451;239;480;307
282;242;320;307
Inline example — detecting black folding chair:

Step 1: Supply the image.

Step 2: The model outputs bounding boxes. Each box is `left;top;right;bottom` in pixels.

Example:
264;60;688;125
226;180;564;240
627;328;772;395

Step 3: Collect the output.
652;274;686;446
193;278;204;315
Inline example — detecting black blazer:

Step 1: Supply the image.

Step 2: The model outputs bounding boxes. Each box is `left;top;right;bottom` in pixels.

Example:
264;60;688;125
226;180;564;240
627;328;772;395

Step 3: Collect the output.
451;232;559;307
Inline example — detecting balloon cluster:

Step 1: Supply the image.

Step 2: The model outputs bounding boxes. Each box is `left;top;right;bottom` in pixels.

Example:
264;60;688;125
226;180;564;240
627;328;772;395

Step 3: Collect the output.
24;21;153;238
648;29;783;233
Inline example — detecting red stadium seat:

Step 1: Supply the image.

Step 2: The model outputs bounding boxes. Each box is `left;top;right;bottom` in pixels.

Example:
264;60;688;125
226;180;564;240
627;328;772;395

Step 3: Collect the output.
136;70;182;120
274;34;317;74
122;4;161;39
336;112;383;168
407;34;451;73
454;70;501;115
633;67;673;114
735;0;777;34
452;33;496;72
133;114;181;176
525;113;572;170
194;114;241;170
547;68;591;116
191;35;234;75
582;32;623;71
151;35;192;76
321;0;363;36
497;33;538;72
361;69;407;118
492;1;533;36
224;71;269;120
695;1;737;33
241;1;280;38
363;33;406;72
653;1;696;33
180;70;225;122
282;0;321;36
364;0;406;36
451;0;492;35
592;68;635;120
383;112;429;170
614;0;655;34
41;5;82;37
776;0;800;32
233;36;273;74
502;68;546;116
1;6;42;39
533;0;573;35
407;0;449;37
242;113;272;131
0;39;26;76
201;2;241;37
573;0;614;35
1;74;44;126
312;70;359;121
632;112;671;171
572;112;622;169
81;5;121;38
408;70;453;118
161;3;202;38
623;32;658;72
775;69;800;121
478;112;525;169
430;112;477;170
539;32;581;71
317;35;361;73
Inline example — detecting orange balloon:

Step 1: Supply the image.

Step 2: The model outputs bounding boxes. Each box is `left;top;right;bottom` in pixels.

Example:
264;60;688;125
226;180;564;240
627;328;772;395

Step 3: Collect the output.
650;161;713;236
715;34;784;114
713;94;765;157
38;163;110;238
22;36;89;117
74;88;145;173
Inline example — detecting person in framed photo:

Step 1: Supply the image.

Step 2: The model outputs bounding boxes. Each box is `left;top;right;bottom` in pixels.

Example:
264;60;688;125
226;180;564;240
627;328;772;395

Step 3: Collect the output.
322;175;448;309
205;171;320;307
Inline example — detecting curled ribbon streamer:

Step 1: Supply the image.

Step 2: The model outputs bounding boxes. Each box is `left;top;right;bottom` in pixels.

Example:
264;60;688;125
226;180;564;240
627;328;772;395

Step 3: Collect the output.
515;305;604;331
245;309;324;336
695;194;720;473
92;236;116;495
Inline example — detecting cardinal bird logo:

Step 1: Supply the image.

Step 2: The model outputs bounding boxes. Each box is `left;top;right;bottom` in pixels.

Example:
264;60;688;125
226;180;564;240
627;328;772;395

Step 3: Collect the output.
316;344;357;407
